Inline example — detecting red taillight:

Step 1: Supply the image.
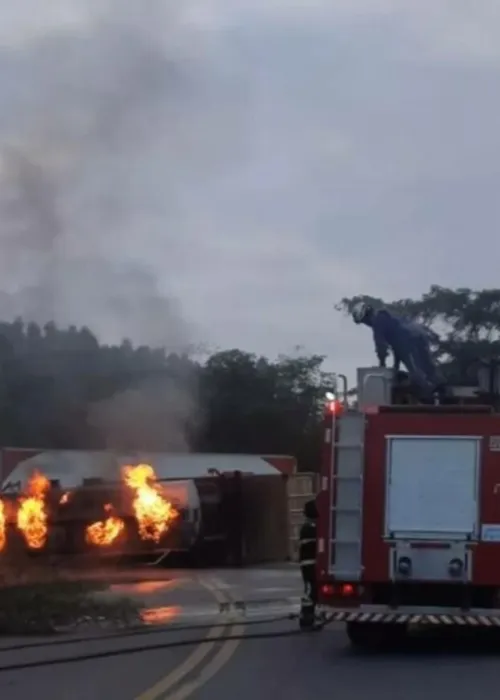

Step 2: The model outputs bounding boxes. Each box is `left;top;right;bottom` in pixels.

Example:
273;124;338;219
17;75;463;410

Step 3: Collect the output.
321;582;358;597
321;583;336;596
325;400;344;416
341;583;355;596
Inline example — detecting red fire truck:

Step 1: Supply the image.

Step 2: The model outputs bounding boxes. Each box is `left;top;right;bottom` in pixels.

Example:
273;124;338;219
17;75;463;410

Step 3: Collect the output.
317;365;500;648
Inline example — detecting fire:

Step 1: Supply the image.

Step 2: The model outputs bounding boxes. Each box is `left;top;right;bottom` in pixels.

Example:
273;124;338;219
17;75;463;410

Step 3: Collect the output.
122;464;178;543
0;500;6;552
17;471;50;550
86;504;125;547
59;492;70;505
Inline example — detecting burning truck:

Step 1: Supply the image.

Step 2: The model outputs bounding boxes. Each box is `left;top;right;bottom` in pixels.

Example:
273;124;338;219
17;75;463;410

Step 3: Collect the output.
0;451;295;562
0;460;190;558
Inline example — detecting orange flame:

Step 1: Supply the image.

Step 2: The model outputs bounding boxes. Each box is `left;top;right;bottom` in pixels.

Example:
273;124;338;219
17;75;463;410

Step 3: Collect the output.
122;464;178;543
59;492;70;505
85;504;125;547
0;500;6;552
17;471;50;550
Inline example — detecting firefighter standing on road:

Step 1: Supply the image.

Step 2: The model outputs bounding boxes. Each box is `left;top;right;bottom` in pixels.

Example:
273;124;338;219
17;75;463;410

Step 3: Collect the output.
351;301;443;397
299;499;319;629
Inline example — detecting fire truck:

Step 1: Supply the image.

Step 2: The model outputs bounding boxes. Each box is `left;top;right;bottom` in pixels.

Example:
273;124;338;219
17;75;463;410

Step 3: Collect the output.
317;363;500;648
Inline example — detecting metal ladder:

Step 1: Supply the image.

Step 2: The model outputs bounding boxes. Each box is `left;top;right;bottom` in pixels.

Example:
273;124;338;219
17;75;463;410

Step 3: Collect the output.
330;412;365;580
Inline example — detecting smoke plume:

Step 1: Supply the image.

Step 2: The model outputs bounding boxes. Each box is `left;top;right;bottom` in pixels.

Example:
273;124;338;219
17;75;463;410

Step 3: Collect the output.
88;376;197;452
0;0;203;347
0;1;208;448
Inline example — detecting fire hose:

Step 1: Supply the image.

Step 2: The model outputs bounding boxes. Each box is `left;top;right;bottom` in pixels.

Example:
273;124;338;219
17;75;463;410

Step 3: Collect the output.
0;614;332;673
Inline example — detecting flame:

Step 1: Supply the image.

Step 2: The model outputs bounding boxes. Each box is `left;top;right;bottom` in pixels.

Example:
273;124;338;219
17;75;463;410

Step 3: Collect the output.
0;500;6;552
122;464;178;543
85;504;125;547
17;471;50;550
59;492;70;505
141;606;181;624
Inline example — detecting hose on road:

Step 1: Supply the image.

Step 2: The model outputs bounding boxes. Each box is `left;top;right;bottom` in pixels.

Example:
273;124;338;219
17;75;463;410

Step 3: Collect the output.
0;613;297;653
0;624;325;674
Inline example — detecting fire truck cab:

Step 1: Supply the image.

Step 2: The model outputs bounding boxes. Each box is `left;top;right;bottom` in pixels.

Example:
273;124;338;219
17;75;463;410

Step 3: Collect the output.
317;364;500;648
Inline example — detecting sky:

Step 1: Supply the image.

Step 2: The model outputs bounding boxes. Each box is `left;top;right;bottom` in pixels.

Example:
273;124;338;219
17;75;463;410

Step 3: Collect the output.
0;1;499;384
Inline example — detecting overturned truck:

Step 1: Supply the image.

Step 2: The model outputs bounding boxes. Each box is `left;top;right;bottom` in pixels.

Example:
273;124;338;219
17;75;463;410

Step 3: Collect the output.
0;450;295;564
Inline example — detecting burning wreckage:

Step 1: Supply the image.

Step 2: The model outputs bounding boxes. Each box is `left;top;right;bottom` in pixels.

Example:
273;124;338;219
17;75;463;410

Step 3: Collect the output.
0;464;183;558
0;451;297;565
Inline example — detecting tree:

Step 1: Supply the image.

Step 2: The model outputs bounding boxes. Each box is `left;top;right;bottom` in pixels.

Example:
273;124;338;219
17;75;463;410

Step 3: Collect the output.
198;350;333;470
337;286;500;383
0;321;334;471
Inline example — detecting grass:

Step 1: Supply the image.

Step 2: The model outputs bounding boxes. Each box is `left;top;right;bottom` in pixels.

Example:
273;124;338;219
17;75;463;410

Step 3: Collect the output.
0;562;141;635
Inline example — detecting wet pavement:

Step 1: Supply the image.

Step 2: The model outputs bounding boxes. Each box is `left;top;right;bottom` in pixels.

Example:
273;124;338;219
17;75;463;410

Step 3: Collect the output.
0;566;304;699
4;567;500;700
97;565;303;625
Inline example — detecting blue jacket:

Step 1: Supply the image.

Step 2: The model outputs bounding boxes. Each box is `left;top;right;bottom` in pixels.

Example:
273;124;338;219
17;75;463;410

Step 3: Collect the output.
402;319;437;342
370;310;428;363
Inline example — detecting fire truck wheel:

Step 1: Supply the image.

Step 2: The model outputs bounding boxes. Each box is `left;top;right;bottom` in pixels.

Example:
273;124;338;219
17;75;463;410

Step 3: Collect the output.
346;621;407;650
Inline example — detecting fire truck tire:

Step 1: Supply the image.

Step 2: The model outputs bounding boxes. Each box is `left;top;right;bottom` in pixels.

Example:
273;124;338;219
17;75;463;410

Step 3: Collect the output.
346;621;407;650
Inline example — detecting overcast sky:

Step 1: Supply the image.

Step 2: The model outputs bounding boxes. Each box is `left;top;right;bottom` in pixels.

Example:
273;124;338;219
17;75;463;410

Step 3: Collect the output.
0;1;499;382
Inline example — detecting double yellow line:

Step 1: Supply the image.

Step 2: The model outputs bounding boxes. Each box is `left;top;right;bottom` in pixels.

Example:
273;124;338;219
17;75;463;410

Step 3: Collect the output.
135;577;245;700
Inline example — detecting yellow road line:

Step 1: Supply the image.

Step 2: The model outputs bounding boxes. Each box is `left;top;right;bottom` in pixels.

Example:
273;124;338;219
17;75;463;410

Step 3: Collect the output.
198;576;228;608
164;623;245;700
205;575;230;592
135;577;244;700
134;624;226;700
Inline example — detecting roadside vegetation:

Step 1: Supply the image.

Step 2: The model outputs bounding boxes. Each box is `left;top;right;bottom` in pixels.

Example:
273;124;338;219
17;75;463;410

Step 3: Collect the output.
0;560;140;634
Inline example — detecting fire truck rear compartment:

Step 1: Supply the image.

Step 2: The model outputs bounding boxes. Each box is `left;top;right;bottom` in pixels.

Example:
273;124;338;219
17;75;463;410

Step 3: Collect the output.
327;412;486;582
383;434;479;584
385;435;479;545
317;366;500;648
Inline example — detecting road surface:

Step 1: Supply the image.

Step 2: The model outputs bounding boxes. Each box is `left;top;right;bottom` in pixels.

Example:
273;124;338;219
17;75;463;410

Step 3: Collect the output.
0;567;499;700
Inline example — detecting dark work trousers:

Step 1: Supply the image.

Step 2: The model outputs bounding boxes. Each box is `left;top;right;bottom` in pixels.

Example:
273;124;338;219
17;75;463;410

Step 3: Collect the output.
300;564;317;626
396;336;441;397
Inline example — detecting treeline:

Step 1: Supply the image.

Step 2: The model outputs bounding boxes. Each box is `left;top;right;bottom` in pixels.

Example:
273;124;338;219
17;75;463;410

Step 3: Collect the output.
0;319;333;471
338;285;500;384
2;285;499;471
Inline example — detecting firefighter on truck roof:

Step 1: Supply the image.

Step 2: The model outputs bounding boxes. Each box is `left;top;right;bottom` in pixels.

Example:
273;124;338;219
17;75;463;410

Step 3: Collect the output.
351;301;443;398
299;499;319;629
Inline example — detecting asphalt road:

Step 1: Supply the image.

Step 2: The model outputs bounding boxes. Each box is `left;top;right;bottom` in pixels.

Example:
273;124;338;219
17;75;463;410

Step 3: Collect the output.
0;566;300;700
1;568;500;700
193;622;500;700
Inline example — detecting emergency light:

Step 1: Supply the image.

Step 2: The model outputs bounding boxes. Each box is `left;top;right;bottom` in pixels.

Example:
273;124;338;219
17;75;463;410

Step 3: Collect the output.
325;399;343;416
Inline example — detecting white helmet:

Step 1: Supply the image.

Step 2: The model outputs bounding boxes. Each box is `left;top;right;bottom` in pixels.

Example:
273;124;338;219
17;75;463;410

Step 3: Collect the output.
352;301;371;324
